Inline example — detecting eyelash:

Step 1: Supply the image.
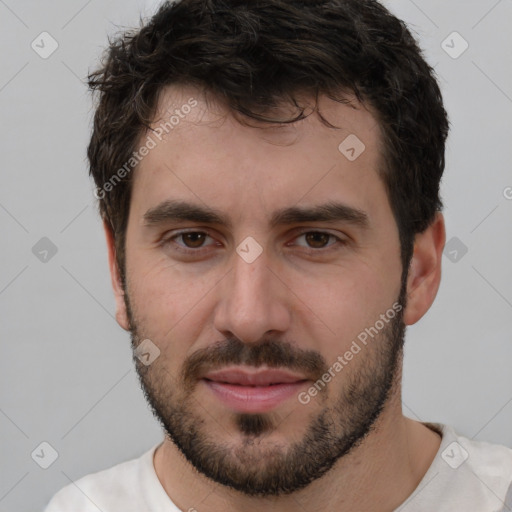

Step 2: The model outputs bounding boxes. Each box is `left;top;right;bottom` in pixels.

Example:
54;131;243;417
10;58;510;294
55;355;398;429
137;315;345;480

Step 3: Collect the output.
162;229;347;256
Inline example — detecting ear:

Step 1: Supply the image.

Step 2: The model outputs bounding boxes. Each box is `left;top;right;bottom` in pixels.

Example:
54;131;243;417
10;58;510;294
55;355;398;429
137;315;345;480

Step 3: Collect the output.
103;220;130;331
403;212;446;326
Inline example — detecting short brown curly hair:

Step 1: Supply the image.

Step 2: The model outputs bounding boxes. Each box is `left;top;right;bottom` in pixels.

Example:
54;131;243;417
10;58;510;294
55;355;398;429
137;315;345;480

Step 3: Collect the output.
87;0;449;284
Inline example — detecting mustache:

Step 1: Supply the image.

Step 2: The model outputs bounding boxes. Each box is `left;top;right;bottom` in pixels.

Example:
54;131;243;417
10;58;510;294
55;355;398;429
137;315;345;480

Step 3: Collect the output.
180;337;328;389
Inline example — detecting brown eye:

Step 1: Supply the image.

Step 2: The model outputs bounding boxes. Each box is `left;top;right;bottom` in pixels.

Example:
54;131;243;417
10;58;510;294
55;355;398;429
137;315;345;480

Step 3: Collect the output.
163;230;219;256
304;232;331;248
180;232;207;248
289;230;345;252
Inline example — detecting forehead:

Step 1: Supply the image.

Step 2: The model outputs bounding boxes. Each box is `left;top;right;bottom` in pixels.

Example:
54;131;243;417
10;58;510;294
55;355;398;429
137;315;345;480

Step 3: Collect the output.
130;84;388;228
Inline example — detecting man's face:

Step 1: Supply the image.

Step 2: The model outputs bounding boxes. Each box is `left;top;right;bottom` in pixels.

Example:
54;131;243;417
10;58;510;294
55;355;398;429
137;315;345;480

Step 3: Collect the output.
120;86;406;495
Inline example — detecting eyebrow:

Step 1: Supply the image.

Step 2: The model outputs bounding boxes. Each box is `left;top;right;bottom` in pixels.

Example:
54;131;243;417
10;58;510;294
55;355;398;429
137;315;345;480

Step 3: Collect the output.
143;199;370;230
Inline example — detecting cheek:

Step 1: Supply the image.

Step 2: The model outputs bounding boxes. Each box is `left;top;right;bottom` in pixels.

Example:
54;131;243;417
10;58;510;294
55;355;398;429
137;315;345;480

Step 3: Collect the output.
127;255;215;355
292;262;400;357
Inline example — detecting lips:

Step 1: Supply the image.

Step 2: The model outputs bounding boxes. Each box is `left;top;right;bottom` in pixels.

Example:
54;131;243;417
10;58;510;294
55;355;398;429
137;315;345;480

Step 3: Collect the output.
202;367;307;386
201;367;309;413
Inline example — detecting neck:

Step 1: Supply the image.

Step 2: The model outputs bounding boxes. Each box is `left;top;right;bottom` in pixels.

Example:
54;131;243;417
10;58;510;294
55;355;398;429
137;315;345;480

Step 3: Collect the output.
153;394;441;512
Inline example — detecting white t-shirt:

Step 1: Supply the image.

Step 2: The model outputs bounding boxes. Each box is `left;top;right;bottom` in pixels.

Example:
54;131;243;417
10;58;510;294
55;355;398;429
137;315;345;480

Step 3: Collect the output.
44;423;512;512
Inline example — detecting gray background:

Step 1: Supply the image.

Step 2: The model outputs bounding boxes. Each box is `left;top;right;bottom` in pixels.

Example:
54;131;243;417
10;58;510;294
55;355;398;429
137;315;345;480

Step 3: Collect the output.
0;0;511;510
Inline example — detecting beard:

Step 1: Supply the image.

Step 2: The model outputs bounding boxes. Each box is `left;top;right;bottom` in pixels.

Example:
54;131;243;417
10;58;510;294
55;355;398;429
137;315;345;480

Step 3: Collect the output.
125;280;407;497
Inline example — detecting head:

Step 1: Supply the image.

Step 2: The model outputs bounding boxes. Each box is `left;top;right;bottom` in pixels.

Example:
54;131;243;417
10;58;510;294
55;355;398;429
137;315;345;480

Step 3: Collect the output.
88;0;448;497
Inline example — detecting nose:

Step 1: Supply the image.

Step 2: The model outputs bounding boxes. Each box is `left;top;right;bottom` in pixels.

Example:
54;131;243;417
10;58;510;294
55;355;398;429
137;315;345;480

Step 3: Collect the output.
213;246;291;344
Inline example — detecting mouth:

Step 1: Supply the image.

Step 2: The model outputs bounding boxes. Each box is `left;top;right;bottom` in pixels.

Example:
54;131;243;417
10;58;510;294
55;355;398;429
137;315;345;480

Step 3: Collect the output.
201;367;309;413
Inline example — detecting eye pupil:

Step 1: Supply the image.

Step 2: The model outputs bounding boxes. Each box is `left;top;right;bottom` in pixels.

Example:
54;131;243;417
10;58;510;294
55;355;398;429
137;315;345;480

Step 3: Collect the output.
305;232;329;248
183;232;205;248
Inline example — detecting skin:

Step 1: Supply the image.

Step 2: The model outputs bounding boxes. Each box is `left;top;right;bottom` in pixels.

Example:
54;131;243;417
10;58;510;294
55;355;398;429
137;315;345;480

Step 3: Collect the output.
104;84;446;511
